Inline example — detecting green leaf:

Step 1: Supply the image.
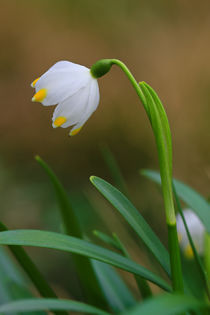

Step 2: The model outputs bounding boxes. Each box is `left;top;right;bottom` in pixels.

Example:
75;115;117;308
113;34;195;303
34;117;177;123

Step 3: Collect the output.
99;143;129;196
0;298;110;315
121;293;208;315
0;230;171;292
94;230;152;299
0;222;66;315
90;176;170;275
91;260;136;312
93;230;120;250
35;156;106;306
0;247;47;315
112;233;152;299
141;169;210;233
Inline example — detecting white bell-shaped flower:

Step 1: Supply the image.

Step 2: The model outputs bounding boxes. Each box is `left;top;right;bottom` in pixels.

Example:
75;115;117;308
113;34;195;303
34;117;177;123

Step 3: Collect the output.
176;209;205;259
31;61;100;136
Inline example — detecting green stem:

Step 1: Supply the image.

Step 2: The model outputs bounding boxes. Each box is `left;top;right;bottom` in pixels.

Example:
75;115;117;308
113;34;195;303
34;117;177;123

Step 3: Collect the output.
168;223;184;292
110;60;183;292
0;222;67;315
204;233;210;292
110;59;149;114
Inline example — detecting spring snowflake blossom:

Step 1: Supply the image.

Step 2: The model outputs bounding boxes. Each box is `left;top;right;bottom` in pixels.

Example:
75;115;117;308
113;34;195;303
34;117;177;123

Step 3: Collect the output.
31;61;100;136
176;209;205;259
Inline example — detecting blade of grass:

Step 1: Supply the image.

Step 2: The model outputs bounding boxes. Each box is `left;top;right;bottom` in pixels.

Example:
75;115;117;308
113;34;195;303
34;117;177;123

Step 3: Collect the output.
93;230;120;250
99;144;129;197
94;230;152;299
91;260;136;312
0;247;46;315
0;222;66;315
0;229;171;292
121;293;208;315
113;233;152;299
98;143;153;299
90;176;170;276
0;298;110;315
35;156;106;306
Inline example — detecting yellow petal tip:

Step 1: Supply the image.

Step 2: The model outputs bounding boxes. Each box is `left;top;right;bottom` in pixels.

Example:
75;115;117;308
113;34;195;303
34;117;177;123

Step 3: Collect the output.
31;77;40;87
178;233;182;243
53;116;67;128
32;88;47;102
69;127;82;136
184;244;194;259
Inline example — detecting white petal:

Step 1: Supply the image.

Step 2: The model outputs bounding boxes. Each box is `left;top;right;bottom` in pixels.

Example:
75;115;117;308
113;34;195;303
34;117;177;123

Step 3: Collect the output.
35;62;91;106
69;79;100;135
176;209;205;253
52;85;90;128
46;60;89;73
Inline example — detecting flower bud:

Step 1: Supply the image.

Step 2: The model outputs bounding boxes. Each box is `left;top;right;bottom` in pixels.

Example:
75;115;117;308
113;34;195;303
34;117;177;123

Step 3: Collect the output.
90;59;113;78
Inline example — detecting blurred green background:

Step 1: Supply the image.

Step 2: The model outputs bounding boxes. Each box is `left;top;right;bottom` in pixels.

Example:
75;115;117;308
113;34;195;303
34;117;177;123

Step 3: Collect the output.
1;0;210;299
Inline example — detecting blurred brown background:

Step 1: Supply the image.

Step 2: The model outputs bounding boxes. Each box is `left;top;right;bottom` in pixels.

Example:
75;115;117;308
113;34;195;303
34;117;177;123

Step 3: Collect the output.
0;0;210;298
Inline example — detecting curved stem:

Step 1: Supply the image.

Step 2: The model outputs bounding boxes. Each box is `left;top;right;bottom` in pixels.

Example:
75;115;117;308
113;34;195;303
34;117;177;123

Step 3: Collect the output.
111;59;148;114
110;59;183;292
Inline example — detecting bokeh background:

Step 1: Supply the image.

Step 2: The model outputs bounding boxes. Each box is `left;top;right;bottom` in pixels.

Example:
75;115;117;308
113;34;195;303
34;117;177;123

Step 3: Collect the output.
1;0;210;299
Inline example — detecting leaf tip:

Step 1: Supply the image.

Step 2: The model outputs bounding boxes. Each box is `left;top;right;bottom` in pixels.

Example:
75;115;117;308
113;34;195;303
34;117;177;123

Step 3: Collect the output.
92;230;98;236
35;155;41;162
89;175;96;183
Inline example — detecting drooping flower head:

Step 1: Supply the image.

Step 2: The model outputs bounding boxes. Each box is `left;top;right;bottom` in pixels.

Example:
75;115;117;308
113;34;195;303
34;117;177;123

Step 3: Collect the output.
31;61;100;136
176;209;205;259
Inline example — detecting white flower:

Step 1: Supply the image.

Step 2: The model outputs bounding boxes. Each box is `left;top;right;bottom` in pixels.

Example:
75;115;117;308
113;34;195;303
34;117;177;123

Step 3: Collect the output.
176;209;205;259
31;61;100;136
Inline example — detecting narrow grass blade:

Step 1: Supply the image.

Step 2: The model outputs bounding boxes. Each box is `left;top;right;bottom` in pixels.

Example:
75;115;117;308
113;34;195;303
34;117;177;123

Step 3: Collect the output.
93;230;120;250
99;144;129;196
92;260;136;312
0;230;171;291
141;169;210;233
121;293;208;315
95;230;152;299
0;222;64;315
0;247;46;315
94;231;137;310
35;156;105;306
113;233;152;299
0;298;110;315
90;176;170;275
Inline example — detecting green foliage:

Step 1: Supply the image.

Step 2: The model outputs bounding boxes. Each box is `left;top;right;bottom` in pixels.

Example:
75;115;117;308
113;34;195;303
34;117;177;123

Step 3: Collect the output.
0;298;110;315
121;293;209;315
90;176;170;275
0;59;209;314
0;230;171;291
35;156;106;306
141;169;210;233
92;260;136;312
